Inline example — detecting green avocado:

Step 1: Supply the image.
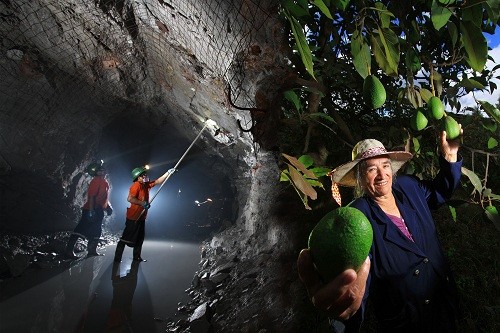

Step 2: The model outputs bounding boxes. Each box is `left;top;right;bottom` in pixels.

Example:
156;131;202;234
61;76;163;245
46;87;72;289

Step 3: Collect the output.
428;96;445;120
308;207;373;282
442;115;460;140
411;108;428;131
363;75;386;109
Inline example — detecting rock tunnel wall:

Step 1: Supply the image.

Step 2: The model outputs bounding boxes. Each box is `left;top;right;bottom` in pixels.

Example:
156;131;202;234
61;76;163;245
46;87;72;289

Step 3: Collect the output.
0;0;296;248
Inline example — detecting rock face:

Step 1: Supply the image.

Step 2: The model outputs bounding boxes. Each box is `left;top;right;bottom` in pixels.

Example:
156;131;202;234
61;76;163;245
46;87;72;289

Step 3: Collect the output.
0;0;287;231
0;0;322;331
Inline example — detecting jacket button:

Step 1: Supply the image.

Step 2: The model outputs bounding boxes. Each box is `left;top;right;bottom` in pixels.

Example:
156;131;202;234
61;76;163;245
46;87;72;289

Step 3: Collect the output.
423;258;429;263
414;269;420;276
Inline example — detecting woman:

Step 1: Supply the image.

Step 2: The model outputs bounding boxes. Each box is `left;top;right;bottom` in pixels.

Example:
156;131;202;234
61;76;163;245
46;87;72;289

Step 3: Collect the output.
297;128;463;332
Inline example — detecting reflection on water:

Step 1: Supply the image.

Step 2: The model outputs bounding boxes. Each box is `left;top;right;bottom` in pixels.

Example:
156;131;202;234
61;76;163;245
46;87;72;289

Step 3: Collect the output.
105;261;140;332
62;257;106;333
0;240;201;333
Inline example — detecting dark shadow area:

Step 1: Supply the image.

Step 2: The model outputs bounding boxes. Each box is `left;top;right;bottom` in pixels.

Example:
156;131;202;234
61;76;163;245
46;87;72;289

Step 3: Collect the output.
0;256;79;302
0;170;78;233
0;239;201;333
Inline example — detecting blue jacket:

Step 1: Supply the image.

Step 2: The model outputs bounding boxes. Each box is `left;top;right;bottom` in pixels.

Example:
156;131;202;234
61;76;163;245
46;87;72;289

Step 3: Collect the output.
345;156;462;332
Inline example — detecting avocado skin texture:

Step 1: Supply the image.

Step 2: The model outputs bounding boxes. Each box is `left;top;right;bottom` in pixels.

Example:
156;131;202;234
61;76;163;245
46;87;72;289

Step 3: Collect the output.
363;75;386;109
428;96;445;120
442;116;460;140
411;108;428;131
308;207;373;282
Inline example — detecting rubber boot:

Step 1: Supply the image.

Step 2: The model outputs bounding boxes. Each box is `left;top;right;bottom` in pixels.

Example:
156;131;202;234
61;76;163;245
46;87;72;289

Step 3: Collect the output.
114;241;125;262
133;246;146;262
65;235;79;259
87;240;103;257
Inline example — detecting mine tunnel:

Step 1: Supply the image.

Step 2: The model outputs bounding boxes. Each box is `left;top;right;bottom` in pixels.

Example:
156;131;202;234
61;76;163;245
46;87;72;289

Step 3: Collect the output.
0;1;313;332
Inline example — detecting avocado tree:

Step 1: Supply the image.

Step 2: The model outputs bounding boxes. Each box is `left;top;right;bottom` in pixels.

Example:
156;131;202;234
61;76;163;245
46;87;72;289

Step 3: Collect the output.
277;0;500;229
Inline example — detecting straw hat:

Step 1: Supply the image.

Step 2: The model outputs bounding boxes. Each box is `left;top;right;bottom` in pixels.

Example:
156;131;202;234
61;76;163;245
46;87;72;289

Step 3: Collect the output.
329;139;413;188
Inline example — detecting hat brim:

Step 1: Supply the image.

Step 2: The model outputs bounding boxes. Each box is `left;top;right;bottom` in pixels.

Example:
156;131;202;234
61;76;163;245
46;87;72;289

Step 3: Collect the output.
331;151;413;187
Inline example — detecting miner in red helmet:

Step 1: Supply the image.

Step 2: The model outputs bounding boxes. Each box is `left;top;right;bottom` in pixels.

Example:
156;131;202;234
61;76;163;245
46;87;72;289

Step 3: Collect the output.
66;160;113;258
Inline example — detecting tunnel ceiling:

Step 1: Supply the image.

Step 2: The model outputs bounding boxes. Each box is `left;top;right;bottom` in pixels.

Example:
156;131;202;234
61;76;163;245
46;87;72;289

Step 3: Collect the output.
0;0;287;232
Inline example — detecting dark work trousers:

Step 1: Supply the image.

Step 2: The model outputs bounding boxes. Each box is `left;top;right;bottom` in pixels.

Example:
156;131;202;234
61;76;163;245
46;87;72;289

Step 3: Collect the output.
67;208;105;255
114;219;146;261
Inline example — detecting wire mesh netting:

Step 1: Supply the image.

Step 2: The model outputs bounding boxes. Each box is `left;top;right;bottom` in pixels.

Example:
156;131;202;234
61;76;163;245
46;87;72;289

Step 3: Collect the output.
0;0;281;134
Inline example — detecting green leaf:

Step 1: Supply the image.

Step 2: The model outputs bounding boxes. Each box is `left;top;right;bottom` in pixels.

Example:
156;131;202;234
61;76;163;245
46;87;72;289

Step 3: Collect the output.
331;0;350;10
280;170;290;182
481;120;497;132
447;21;458;47
412;137;421;155
460;21;488;72
378;27;400;75
431;0;453;30
308;112;336;124
370;29;399;76
459;78;486;91
352;30;371;78
486;0;500;22
461;167;483;195
374;2;392;28
405;47;421;73
484;206;500;232
307;179;325;189
370;34;390;74
448;205;457;222
282;0;310;18
478;101;500;123
351;29;363;57
298;154;314;168
487;137;498;149
419;88;434;103
286;12;316;79
311;0;333;19
310;166;331;177
284;90;302;112
408;20;420;44
461;1;483;28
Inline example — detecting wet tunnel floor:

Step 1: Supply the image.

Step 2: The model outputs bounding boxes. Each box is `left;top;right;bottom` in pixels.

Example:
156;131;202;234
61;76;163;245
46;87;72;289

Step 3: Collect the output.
0;238;201;332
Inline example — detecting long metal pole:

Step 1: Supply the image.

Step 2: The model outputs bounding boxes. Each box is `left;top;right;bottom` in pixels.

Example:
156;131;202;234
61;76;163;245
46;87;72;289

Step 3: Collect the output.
149;120;209;204
134;120;209;221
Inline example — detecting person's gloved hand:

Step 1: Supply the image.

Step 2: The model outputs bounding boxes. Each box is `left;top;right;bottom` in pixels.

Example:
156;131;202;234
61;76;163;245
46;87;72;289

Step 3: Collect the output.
142;201;151;210
88;210;95;219
105;205;113;216
167;168;176;175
